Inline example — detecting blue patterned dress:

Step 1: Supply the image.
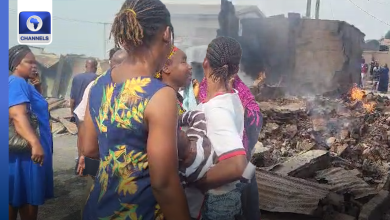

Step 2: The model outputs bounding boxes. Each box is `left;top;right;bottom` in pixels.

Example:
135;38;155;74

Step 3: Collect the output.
83;71;167;220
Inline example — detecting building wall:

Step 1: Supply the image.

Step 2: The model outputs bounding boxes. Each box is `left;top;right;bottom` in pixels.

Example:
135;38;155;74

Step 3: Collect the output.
173;12;263;49
363;51;390;66
172;16;219;50
293;19;364;94
241;16;365;95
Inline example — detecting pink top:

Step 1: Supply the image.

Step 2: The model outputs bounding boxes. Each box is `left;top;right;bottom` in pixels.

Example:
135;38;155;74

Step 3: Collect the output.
198;75;261;151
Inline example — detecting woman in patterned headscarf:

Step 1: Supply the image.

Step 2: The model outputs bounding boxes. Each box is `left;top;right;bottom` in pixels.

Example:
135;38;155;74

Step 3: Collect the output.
155;46;193;115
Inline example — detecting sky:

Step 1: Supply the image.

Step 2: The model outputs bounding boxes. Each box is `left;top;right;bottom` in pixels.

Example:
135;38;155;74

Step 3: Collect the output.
8;0;390;59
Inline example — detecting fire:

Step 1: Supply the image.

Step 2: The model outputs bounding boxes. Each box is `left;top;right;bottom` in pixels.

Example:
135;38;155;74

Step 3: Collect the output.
363;102;375;112
253;72;266;86
350;86;365;101
350;85;376;113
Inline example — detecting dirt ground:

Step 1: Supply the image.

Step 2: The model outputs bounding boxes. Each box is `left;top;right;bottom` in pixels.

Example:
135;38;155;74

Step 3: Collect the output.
37;134;86;220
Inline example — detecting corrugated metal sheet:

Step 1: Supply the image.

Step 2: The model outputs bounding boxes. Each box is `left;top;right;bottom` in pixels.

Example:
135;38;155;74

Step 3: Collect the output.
256;169;330;215
315;167;378;199
35;54;60;68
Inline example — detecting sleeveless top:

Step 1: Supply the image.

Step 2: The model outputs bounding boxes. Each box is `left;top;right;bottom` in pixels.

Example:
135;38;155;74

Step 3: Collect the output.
83;70;166;220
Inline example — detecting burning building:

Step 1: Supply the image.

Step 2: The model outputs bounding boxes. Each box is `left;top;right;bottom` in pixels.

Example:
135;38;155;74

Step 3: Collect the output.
240;14;365;95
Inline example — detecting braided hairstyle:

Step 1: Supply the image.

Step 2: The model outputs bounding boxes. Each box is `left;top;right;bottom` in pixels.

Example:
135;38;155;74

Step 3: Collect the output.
110;0;174;51
206;36;242;87
9;45;31;72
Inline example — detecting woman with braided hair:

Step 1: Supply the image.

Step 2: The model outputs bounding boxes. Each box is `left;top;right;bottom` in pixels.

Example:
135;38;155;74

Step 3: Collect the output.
184;36;248;220
80;0;191;219
198;56;263;220
8;45;54;220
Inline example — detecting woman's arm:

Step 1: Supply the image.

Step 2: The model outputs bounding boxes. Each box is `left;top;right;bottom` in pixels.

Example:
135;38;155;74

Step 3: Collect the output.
144;87;191;220
9;77;44;164
197;155;247;192
195;107;247;192
80;102;99;159
9;104;45;164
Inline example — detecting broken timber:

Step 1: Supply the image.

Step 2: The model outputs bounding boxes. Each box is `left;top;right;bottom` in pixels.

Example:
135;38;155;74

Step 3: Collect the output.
267;150;331;178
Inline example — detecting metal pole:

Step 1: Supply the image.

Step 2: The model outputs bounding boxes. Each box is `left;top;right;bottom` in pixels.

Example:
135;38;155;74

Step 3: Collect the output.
315;0;320;19
306;0;312;18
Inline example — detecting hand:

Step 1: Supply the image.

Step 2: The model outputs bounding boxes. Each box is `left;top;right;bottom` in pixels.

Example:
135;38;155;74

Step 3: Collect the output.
30;72;41;86
77;156;86;176
31;144;45;166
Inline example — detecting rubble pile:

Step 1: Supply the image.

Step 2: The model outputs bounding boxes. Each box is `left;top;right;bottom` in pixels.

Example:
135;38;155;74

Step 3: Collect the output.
47;98;78;136
251;87;390;220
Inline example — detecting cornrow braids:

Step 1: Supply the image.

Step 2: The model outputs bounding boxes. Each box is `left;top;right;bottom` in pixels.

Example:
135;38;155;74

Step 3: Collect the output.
110;0;174;51
206;36;242;86
9;45;31;72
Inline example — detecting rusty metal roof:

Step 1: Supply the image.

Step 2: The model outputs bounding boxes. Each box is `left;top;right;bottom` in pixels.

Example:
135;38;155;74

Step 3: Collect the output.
315;167;378;199
35;53;60;68
256;169;330;215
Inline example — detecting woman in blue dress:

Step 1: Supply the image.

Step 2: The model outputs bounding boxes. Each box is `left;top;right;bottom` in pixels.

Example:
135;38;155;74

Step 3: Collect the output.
8;45;54;220
378;64;389;93
80;0;191;220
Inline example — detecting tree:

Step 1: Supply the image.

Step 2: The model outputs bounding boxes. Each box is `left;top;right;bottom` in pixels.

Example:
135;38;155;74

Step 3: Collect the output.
385;30;390;39
364;39;380;51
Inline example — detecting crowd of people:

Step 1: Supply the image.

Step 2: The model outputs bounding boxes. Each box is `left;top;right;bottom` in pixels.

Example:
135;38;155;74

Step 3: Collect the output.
8;0;264;220
362;58;389;93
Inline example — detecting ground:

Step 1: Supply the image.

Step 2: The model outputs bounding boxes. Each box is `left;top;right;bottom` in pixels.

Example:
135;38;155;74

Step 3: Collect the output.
38;134;85;220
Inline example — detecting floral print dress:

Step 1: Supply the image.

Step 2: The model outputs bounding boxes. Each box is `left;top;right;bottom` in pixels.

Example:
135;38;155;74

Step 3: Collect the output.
83;71;166;220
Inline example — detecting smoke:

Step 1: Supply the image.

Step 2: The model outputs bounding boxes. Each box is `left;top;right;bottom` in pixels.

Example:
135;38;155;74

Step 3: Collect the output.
217;0;267;82
239;36;267;81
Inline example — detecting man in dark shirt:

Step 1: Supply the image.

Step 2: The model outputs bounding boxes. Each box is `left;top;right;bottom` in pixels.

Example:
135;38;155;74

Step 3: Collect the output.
70;58;98;125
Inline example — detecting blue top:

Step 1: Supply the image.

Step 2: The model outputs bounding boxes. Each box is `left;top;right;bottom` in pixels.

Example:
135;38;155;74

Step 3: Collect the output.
70;72;97;109
8;75;54;207
83;71;167;220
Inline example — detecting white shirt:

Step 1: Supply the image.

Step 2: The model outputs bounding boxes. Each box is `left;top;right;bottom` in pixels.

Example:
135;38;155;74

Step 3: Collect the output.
74;81;94;121
186;91;246;218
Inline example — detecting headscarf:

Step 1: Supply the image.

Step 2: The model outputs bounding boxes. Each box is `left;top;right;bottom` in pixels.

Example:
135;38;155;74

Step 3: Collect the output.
9;45;31;72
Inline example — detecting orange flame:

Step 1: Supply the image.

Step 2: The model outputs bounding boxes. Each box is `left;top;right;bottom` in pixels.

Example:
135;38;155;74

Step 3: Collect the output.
350;86;376;113
351;86;365;101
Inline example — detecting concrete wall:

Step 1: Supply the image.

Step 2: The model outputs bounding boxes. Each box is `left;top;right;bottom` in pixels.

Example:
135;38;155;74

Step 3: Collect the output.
172;17;219;50
363;51;390;66
241;15;365;95
293;19;364;94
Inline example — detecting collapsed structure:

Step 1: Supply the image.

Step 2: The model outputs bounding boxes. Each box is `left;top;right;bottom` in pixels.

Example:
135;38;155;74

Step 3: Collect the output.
240;14;365;95
213;1;389;219
251;84;390;220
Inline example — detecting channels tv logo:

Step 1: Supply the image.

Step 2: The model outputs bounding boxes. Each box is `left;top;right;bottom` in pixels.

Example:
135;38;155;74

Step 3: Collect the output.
19;11;51;44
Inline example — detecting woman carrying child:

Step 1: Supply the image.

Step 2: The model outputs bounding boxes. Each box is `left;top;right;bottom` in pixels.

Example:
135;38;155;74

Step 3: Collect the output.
185;36;250;220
